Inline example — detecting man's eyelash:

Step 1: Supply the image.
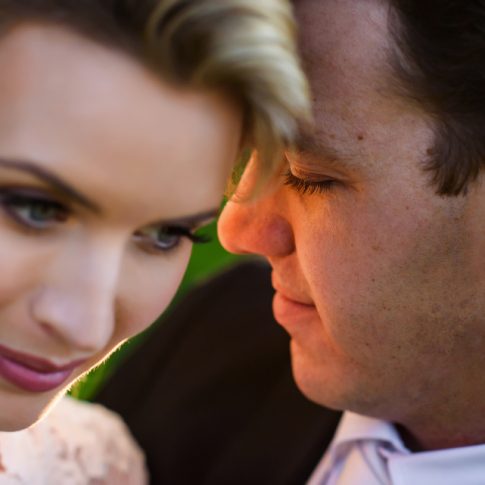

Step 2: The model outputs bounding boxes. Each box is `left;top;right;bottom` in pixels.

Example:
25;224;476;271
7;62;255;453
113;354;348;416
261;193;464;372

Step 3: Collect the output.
283;170;336;195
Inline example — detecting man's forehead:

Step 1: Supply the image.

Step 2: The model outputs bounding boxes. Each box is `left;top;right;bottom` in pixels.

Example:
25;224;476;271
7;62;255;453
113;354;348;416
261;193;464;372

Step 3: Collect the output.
293;0;392;74
292;129;361;171
289;0;404;170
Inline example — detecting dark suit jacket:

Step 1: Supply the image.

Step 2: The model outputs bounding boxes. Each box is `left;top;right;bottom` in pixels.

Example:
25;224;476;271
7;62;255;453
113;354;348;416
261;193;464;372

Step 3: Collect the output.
96;261;341;485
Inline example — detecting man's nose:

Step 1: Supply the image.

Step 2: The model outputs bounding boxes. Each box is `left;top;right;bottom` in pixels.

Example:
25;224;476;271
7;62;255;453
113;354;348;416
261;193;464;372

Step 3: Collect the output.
31;238;123;354
218;179;295;259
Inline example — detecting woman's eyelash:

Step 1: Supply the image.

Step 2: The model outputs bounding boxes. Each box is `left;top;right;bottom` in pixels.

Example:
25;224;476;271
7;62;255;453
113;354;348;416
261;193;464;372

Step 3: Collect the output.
133;224;213;255
164;226;212;244
0;188;215;250
0;188;69;229
283;170;336;195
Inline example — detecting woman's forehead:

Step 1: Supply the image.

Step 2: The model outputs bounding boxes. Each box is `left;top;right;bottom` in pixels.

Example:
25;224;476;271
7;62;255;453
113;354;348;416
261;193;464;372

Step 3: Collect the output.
0;23;241;224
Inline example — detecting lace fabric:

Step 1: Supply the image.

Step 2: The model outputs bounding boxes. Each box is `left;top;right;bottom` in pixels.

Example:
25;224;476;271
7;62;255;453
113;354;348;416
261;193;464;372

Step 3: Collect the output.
0;396;147;484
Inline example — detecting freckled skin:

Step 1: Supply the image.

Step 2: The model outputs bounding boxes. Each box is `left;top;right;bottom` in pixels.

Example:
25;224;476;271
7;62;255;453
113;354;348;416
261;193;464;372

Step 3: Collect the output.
219;0;485;450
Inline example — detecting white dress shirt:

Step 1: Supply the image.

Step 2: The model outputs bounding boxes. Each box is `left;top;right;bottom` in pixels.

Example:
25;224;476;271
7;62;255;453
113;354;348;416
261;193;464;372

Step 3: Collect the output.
307;411;485;485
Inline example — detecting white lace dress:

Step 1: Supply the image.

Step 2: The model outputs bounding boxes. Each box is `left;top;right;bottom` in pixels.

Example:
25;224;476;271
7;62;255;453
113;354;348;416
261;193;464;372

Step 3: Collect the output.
0;396;147;484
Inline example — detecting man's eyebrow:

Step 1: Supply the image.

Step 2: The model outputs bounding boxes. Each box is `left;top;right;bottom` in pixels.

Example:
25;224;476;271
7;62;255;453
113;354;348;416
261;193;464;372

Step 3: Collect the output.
161;208;220;227
293;131;358;169
0;158;100;213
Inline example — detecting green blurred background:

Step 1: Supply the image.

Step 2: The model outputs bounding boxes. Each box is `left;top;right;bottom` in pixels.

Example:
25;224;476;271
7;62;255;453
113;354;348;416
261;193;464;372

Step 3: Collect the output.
70;220;244;401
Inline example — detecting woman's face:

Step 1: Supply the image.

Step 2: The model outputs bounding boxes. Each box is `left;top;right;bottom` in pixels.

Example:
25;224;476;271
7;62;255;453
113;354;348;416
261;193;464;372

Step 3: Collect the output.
0;23;241;430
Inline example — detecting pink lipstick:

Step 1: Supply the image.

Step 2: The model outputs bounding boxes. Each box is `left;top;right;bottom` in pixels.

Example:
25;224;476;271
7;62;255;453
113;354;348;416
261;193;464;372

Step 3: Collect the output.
0;344;85;393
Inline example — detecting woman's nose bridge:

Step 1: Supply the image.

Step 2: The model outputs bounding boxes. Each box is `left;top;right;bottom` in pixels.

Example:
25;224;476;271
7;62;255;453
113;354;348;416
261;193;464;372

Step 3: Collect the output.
32;239;124;351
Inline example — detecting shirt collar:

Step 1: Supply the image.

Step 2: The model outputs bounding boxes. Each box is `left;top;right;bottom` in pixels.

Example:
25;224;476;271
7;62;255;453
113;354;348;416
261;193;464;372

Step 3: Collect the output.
331;412;409;454
388;442;485;485
309;411;485;485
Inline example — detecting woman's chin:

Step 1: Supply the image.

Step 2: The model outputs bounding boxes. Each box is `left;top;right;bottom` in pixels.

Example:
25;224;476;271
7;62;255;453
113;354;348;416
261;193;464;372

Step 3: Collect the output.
0;361;99;431
0;386;64;431
0;407;44;431
1;417;36;432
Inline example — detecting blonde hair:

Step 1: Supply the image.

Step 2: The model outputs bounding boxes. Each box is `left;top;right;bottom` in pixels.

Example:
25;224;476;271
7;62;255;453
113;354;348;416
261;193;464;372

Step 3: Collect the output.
145;0;311;195
0;0;310;194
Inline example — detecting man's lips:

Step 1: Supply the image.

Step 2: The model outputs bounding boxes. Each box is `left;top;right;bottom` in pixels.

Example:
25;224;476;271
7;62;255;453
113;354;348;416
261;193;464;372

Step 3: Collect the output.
272;287;314;306
0;344;87;393
272;287;317;329
271;273;314;306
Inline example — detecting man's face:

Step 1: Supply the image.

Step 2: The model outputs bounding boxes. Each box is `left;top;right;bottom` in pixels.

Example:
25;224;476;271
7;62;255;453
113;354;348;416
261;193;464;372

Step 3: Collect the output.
219;0;485;423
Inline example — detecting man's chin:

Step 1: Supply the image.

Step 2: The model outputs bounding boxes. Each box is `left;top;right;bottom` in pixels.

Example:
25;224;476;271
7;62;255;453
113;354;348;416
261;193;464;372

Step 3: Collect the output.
289;340;338;408
290;351;400;422
289;340;369;413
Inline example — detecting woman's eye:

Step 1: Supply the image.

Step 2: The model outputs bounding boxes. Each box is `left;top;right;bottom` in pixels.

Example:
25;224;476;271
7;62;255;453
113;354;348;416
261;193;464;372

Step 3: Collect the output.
0;190;69;229
283;169;337;195
134;224;211;254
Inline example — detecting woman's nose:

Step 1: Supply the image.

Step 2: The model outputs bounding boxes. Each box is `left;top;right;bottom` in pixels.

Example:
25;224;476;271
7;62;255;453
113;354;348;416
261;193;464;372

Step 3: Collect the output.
31;238;123;354
218;179;295;259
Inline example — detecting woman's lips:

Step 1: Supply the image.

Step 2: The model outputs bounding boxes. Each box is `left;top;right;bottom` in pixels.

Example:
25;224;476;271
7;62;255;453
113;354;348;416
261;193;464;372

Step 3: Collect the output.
0;344;86;393
272;290;318;329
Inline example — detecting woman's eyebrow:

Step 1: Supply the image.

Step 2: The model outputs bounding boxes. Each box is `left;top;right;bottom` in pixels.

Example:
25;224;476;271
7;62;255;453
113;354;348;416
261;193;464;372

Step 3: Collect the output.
0;158;100;213
161;208;220;227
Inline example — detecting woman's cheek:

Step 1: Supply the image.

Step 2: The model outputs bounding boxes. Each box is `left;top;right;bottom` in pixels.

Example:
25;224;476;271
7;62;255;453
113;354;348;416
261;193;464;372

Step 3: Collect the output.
0;250;41;302
117;247;192;337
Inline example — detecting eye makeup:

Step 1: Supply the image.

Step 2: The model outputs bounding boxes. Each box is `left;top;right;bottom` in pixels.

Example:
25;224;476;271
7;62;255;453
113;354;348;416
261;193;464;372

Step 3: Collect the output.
133;223;212;254
0;187;69;230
